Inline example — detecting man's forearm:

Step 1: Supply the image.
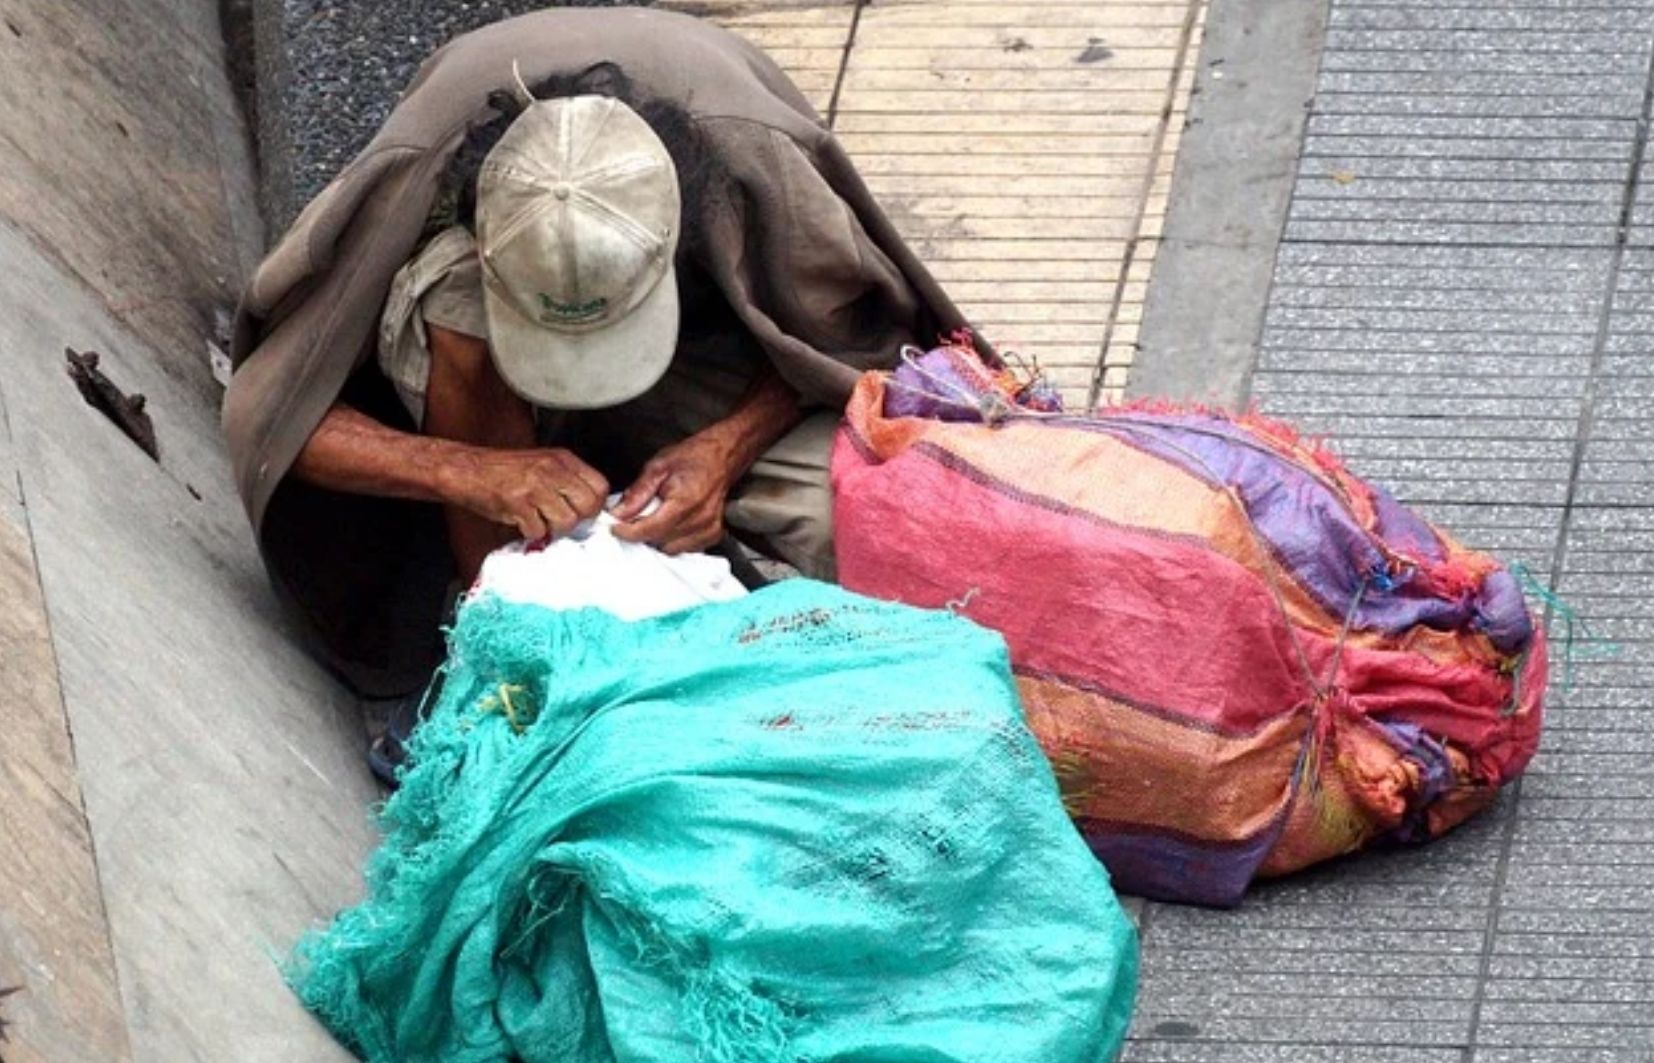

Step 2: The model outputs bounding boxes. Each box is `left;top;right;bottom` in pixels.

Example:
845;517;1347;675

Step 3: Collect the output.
293;402;609;547
291;403;463;503
702;366;805;481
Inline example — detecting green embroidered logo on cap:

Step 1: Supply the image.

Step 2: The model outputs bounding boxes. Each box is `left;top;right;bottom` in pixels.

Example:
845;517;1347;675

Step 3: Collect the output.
538;293;607;324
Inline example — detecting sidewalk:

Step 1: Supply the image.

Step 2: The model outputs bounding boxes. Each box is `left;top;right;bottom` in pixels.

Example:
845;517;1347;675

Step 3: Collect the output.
611;0;1206;407
1128;1;1654;1059
2;0;1649;1059
700;0;1654;1056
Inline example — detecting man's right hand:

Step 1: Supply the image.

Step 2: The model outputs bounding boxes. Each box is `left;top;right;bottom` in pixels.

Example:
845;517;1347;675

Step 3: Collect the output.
439;445;609;542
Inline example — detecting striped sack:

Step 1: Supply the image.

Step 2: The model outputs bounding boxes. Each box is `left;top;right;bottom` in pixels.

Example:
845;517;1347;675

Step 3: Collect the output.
831;343;1546;907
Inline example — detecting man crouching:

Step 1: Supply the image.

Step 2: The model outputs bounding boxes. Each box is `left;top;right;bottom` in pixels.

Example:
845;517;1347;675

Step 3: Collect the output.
222;8;971;763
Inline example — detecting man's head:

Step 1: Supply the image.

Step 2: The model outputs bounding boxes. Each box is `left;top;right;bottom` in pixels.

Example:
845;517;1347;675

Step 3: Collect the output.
475;94;682;410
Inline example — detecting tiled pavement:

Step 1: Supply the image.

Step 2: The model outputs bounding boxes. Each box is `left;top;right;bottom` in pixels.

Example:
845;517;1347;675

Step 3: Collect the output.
141;0;1650;1057
1124;2;1654;1060
668;0;1207;408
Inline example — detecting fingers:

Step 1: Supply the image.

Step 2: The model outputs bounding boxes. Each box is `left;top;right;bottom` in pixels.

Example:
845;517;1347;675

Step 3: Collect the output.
611;493;688;543
550;475;604;521
552;450;610;513
616;494;724;555
536;492;582;539
503;483;580;542
612;464;670;521
511;504;548;542
534;458;603;519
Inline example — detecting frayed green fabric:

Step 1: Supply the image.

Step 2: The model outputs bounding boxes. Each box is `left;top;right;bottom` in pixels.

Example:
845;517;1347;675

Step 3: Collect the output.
287;581;1138;1062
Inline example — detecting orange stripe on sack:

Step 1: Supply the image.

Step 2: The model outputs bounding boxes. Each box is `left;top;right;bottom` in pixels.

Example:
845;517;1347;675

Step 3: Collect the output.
1018;673;1307;845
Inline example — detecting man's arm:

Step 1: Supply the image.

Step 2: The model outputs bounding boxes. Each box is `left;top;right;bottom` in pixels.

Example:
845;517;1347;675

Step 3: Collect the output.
291;325;609;578
610;364;804;554
292;403;609;534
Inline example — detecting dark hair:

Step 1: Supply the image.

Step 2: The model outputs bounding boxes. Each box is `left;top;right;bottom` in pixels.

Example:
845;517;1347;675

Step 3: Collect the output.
443;62;717;249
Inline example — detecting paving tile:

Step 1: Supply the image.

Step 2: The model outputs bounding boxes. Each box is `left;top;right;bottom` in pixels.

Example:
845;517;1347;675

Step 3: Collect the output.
1127;1048;1460;1063
1328;8;1654;33
1317;72;1647;101
1324;28;1654;55
831;0;1207;406
1315;92;1644;121
1327;435;1574;462
1306;116;1637;147
1476;1024;1654;1050
1231;1;1654;1059
1475;1051;1654;1063
1265;302;1604;332
1284;219;1620;246
1134;1015;1473;1047
1263;328;1597;356
1272;284;1607;314
1302;156;1633;184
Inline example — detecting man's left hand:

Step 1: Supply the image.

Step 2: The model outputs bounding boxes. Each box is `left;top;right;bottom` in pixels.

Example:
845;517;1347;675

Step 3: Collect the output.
611;429;743;554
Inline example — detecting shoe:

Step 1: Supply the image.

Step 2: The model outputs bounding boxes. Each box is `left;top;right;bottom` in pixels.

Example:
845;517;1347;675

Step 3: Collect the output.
367;672;444;789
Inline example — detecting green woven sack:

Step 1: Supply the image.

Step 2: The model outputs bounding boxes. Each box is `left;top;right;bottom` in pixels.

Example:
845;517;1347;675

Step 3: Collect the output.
289;581;1138;1061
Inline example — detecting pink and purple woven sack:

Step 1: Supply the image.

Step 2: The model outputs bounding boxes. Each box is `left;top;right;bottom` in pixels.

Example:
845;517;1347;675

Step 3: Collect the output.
833;340;1547;906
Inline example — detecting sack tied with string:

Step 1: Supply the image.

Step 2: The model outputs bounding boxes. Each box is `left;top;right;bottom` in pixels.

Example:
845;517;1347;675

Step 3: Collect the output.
832;340;1548;907
286;576;1140;1062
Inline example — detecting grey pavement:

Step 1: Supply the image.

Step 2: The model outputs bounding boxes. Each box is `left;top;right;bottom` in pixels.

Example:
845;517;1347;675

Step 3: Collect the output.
3;0;1651;1059
1128;0;1654;1059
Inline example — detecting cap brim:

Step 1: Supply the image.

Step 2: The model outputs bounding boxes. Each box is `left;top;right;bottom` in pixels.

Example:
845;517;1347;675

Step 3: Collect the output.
484;266;679;410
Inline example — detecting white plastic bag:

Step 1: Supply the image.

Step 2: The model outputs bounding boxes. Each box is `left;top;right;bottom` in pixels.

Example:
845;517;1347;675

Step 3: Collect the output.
471;504;747;621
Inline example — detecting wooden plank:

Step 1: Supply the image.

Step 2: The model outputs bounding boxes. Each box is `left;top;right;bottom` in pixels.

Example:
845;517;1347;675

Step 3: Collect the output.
852;8;1190;30
845;25;1184;51
837;131;1164;156
755;0;1211;399
1046;363;1106;389
827;0;1204;400
875;194;1145;219
943;280;1122;303
927;259;1127;282
845;45;1186;71
971;301;1117;323
852;153;1176;177
905;239;1131;260
0;514;132;1063
837;89;1175;114
836;110;1163;134
842;66;1180;92
969;321;1111;344
877;214;1142;241
862;173;1152;197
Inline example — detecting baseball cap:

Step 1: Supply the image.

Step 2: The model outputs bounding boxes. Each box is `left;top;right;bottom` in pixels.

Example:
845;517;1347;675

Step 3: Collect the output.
475;94;682;410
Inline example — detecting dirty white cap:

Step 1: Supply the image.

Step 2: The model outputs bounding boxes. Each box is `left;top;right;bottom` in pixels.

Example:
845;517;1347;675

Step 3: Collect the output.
476;94;681;409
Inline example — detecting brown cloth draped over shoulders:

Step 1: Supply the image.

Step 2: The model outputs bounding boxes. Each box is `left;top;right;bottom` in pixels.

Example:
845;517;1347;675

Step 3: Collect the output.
223;7;971;696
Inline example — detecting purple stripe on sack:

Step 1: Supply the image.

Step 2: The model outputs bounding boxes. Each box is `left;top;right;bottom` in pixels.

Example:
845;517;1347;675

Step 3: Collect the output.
1077;411;1493;641
886;355;984;422
1472;567;1534;655
1369;484;1445;563
1371;719;1456;843
1078;821;1280;909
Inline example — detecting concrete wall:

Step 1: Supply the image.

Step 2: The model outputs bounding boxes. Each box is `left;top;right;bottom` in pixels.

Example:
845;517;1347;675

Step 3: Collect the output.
0;0;376;1058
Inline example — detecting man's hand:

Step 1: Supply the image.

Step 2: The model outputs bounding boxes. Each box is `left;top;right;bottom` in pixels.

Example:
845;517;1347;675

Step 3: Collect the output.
610;430;742;554
440;445;609;541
